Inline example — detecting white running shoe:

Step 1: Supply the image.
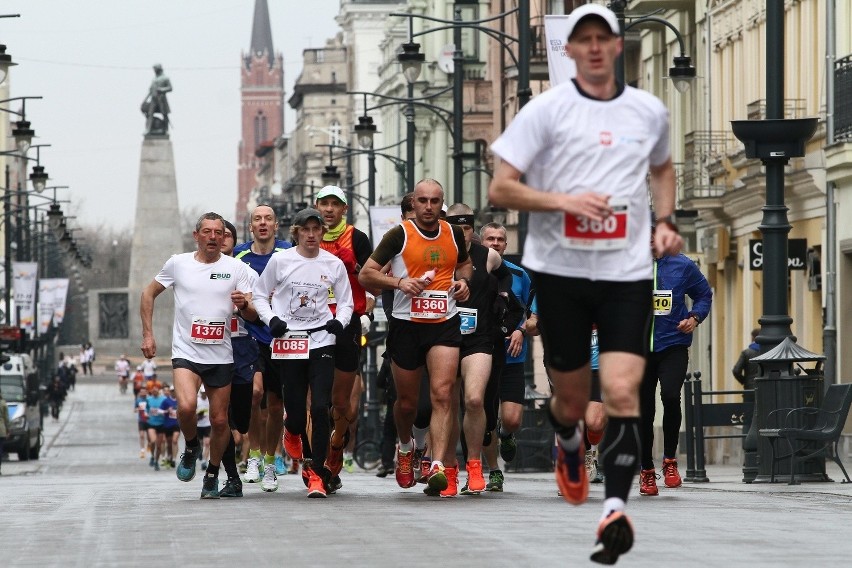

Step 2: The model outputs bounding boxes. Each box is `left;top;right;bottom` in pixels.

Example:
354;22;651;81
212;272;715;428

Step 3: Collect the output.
244;456;261;483
261;463;278;493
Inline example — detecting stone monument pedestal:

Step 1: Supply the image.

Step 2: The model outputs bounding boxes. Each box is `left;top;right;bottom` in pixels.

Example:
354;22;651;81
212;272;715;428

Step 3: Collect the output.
127;136;183;359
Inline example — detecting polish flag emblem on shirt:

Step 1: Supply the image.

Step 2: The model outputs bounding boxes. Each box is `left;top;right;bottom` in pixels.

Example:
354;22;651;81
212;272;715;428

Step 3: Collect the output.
599;131;613;146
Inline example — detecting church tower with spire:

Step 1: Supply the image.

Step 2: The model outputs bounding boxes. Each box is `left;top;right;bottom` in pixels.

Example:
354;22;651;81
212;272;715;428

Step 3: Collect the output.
237;0;284;229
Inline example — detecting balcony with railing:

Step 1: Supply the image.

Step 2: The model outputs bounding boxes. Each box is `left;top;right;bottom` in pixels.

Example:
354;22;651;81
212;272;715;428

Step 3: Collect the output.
746;98;808;120
835;54;852;141
678;130;731;210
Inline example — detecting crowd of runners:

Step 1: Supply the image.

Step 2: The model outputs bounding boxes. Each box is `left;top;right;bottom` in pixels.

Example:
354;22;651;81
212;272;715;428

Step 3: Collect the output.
134;6;715;565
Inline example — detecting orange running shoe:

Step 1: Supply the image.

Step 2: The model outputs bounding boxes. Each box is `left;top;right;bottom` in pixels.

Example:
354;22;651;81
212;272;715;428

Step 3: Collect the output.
306;467;327;498
590;511;634;565
283;429;303;461
440;465;458;498
662;458;682;488
325;431;344;477
466;459;486;493
639;468;659;496
555;441;589;505
395;445;416;488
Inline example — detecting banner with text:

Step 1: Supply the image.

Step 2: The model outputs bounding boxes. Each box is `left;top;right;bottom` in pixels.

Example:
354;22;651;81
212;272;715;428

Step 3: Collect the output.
38;280;56;334
370;206;405;247
38;278;70;333
544;15;576;86
52;278;70;325
12;261;38;331
748;238;807;271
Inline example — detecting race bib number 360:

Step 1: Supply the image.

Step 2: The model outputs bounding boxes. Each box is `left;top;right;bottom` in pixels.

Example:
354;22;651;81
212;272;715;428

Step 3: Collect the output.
562;201;628;251
271;332;310;360
190;315;226;344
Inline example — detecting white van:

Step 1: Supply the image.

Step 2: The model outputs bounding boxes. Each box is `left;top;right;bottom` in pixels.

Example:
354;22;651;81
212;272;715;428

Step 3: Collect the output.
1;353;42;460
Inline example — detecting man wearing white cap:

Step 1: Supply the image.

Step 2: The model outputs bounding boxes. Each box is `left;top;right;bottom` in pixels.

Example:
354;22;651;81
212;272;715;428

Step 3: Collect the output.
314;185;377;489
488;3;683;564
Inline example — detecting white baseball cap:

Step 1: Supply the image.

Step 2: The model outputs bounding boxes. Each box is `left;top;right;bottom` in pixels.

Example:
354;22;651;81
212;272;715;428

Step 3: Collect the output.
565;4;620;41
316;185;347;205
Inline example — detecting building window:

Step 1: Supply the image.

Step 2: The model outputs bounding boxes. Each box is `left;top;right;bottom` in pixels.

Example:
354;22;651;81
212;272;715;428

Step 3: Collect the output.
548;1;567;15
456;3;480;63
329;120;342;148
255;112;267;147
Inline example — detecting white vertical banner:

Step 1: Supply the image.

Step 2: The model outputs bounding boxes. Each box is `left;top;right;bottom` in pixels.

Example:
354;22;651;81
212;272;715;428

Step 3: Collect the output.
369;206;405;246
12;261;38;331
38;279;57;334
544;15;576;86
52;278;70;325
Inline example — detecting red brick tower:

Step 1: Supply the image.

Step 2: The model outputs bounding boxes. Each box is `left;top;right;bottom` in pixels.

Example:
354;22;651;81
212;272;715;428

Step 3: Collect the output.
236;0;284;228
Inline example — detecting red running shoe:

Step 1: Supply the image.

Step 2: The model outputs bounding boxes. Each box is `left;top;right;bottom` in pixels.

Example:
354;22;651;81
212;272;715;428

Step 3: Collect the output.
395;445;416;488
639;468;659;496
662;458;682;488
306;468;327;498
283;429;303;461
554;441;588;505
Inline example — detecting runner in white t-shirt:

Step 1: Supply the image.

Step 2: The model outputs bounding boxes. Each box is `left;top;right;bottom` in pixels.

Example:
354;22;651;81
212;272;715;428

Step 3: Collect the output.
140;212;254;499
252;207;353;498
488;5;683;565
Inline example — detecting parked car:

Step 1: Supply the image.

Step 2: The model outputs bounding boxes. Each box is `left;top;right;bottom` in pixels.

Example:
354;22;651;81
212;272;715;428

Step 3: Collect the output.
1;353;42;460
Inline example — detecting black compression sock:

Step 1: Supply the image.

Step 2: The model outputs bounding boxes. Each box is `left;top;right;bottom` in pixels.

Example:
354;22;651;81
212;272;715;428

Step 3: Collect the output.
186;437;200;450
599;417;641;503
205;463;220;478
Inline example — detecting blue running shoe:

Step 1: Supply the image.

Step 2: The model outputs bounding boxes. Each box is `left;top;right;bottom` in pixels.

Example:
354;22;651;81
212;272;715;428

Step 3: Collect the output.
177;446;200;482
200;475;220;499
274;455;286;476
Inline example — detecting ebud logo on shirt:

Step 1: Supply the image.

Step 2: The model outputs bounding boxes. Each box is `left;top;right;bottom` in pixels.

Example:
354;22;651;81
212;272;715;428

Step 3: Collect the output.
209;273;232;280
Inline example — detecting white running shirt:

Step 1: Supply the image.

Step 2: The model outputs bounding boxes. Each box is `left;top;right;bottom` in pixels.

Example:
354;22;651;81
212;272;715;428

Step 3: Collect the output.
253;247;353;350
155;252;253;364
491;80;670;282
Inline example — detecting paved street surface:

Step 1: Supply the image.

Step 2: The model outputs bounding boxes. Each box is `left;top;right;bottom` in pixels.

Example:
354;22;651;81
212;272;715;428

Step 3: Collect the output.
2;371;851;568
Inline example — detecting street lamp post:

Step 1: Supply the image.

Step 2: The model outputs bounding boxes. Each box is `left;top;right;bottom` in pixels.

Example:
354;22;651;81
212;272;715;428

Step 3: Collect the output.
392;1;532;204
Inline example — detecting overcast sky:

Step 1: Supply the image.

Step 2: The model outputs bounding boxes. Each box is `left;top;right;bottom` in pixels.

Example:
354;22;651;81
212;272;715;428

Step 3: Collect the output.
2;0;340;230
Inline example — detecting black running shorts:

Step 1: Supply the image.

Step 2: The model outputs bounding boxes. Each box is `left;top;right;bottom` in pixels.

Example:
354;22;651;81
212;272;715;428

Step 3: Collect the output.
528;272;652;372
387;315;462;371
171;358;234;389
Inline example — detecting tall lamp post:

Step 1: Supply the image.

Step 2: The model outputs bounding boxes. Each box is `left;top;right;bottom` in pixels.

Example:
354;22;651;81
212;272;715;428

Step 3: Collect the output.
392;1;532;204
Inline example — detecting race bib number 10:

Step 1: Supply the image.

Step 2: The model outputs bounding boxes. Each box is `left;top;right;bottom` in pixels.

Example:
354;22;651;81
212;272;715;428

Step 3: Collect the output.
190;315;226;344
271;332;310;360
410;291;449;319
562;201;629;251
652;290;673;315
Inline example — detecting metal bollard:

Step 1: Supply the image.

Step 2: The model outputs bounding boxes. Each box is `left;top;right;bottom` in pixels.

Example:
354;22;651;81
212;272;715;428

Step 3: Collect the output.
683;373;696;482
692;371;709;482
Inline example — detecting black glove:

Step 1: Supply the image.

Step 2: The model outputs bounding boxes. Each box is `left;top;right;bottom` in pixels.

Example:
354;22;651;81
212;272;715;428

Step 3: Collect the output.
325;319;345;337
268;316;288;338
